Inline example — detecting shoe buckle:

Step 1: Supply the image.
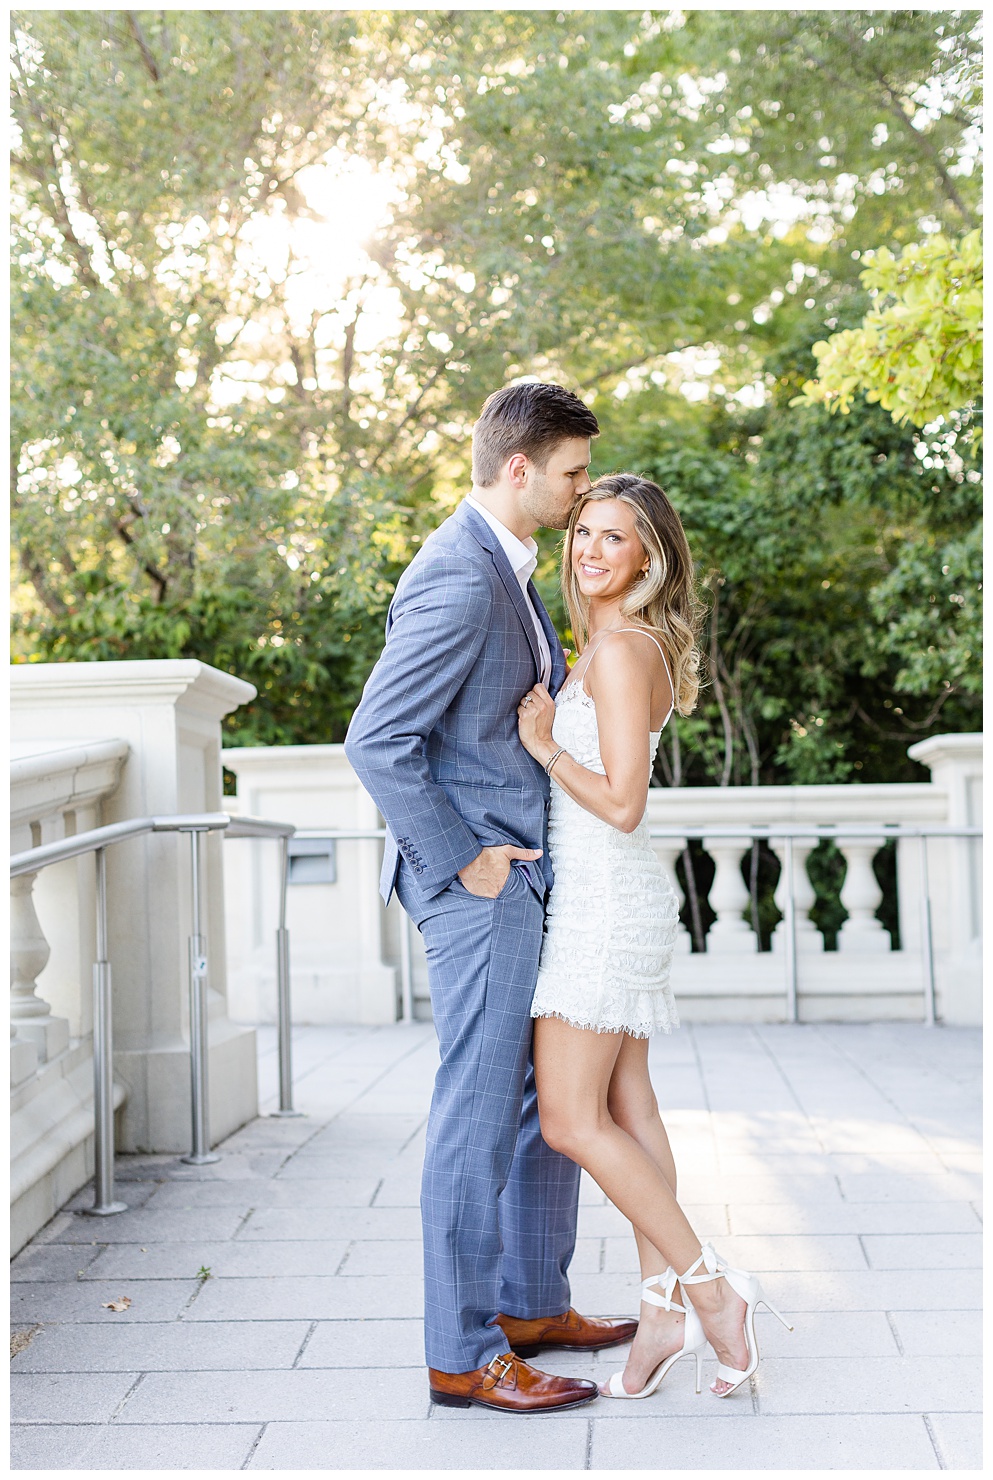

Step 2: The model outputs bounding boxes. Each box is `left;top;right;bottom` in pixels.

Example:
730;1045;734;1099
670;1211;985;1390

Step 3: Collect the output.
483;1355;515;1389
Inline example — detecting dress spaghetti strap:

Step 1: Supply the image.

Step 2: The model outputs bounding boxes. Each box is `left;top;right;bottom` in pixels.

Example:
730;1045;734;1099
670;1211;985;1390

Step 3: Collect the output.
582;627;675;729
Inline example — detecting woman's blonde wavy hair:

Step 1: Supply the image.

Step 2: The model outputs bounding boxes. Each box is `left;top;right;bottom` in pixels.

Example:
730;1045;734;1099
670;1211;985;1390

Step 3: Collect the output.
562;473;704;716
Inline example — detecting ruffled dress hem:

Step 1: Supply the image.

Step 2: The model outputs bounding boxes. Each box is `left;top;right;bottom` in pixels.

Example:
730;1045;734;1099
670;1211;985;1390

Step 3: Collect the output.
530;1007;678;1039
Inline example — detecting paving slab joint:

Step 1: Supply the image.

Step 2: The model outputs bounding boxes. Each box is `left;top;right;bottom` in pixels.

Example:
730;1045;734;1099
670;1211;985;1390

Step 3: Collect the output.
292;1322;318;1369
240;1423;268;1470
922;1413;948;1469
232;1207;257;1240
178;1279;210;1318
110;1372;145;1421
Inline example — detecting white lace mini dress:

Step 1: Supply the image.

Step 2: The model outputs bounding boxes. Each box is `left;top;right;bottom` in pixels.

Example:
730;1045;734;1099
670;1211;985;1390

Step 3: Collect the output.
531;630;680;1039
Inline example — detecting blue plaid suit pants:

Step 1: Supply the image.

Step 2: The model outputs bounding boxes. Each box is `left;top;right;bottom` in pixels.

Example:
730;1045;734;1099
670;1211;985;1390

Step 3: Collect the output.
398;861;582;1373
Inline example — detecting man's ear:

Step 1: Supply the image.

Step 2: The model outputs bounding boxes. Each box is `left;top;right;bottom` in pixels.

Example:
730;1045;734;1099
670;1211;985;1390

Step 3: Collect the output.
506;452;529;486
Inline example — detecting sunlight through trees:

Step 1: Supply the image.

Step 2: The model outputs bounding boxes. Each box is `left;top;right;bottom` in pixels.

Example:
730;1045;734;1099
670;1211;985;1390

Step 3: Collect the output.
10;9;982;781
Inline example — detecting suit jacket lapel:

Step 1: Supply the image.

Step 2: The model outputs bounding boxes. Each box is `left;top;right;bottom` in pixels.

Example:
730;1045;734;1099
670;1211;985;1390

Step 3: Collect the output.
530;581;567;695
457;502;545;680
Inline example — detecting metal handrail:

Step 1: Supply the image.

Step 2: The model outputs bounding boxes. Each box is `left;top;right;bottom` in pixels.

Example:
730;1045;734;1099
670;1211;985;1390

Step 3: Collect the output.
10;812;232;878
9;810;298;1217
221;816;299;1117
292;829;414;1021
295;822;982;1029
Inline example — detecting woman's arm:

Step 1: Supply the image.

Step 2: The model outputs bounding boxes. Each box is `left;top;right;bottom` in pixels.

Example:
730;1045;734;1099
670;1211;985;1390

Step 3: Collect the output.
517;632;667;833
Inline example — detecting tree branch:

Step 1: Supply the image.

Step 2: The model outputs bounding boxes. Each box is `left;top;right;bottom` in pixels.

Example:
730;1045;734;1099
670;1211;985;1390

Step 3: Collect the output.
366;361;451;473
16;538;70;618
575;344;696;391
707;577;735;787
113;516;169;602
854;689;958;737
125;12;161;83
874;81;977;228
12;95;104;291
794;40;977;228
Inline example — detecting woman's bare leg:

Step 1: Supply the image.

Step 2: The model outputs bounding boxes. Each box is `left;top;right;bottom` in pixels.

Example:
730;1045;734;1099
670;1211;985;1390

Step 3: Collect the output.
604;1035;692;1391
534;1017;748;1393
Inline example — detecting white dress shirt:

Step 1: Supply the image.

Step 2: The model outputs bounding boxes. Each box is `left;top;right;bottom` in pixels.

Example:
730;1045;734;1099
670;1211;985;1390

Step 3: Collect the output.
465;496;552;686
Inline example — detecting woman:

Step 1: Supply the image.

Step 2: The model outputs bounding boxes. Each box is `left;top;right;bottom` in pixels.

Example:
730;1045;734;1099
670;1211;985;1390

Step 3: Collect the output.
517;473;791;1400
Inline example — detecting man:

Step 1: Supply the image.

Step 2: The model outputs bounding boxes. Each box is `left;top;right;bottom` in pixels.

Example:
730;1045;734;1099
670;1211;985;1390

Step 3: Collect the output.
345;383;638;1414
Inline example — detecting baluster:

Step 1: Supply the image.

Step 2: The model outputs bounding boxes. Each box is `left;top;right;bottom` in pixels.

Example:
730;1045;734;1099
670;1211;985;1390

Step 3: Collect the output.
10;871;70;1062
771;843;823;953
837;839;890;952
652;839;692;954
703;840;758;952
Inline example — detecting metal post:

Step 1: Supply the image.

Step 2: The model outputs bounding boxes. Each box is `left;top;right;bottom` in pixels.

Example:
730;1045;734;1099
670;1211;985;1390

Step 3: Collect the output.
84;848;127;1216
399;910;414;1024
182;829;219;1164
918;834;937;1027
271;834;301;1116
782;836;799;1024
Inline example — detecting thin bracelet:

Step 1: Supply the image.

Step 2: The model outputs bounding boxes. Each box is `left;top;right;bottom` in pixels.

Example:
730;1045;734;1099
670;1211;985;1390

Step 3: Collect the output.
545;746;567;776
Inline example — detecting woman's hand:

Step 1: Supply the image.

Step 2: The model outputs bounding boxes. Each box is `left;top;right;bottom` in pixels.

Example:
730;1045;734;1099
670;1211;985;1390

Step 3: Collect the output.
516;683;557;762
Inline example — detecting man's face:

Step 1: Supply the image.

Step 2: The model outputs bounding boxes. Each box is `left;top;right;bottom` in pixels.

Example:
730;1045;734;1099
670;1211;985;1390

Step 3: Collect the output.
521;436;593;531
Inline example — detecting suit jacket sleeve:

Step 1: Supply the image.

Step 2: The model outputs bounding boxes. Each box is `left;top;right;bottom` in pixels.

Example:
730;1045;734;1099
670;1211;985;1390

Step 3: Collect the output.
344;550;493;893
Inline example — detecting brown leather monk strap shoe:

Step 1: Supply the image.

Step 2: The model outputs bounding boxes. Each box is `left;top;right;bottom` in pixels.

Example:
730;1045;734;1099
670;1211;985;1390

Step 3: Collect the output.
429;1352;598;1413
497;1307;639;1359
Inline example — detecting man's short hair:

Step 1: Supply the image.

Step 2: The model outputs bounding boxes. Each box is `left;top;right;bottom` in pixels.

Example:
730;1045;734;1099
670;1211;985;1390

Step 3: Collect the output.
471;382;600;487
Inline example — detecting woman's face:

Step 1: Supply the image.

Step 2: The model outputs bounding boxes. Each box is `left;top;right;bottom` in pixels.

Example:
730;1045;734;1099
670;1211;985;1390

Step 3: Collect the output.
571;498;648;603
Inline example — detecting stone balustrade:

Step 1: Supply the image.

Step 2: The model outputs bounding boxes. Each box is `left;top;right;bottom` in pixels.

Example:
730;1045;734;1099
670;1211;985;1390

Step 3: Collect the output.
10;737;130;1252
10;662;263;1253
640;753;981;1024
223;734;982;1032
10;656;981;1257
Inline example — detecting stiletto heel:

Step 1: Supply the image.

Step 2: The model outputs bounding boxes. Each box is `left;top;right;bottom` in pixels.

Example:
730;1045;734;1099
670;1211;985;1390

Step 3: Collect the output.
758;1294;794;1332
678;1243;794;1399
602;1269;708;1400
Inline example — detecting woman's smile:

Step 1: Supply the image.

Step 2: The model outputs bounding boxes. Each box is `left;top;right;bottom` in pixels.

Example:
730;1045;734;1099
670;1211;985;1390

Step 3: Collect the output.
572;498;647;598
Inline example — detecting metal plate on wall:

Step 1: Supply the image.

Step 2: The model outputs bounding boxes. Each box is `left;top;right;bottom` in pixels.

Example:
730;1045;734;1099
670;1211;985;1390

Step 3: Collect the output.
287;837;337;885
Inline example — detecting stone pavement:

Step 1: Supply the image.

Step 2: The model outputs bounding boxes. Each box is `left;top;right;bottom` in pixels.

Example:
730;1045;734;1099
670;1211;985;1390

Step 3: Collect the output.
11;1022;982;1471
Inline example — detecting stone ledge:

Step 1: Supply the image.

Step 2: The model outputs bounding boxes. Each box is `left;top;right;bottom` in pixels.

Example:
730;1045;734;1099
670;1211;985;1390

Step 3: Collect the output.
10;1048;127;1255
10;659;256;717
645;780;948;825
10;1036;93;1116
10;737;129;852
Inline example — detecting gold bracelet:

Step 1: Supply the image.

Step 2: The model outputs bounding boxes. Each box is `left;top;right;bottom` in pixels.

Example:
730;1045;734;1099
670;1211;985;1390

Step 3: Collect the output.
545;746;567;776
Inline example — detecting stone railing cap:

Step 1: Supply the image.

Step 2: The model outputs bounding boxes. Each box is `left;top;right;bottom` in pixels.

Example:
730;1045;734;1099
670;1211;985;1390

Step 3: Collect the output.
907;732;983;766
223;743;347;766
10;659;256;716
10;737;130;786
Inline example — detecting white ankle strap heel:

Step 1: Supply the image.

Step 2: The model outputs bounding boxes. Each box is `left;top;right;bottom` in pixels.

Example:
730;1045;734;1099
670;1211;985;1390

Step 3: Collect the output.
603;1269;707;1400
678;1243;794;1398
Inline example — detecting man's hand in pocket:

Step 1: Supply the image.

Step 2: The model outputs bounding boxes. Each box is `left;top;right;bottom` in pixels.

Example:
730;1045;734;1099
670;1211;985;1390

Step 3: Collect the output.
457;844;543;898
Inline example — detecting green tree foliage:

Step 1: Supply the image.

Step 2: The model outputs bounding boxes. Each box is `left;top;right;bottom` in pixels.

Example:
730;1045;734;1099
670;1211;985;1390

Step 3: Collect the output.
598;331;982;788
796;230;983;436
676;8;981;240
11;9;983;777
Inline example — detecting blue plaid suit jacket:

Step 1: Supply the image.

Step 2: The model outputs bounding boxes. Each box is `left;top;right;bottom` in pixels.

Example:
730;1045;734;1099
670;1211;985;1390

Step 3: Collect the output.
344;499;568;905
